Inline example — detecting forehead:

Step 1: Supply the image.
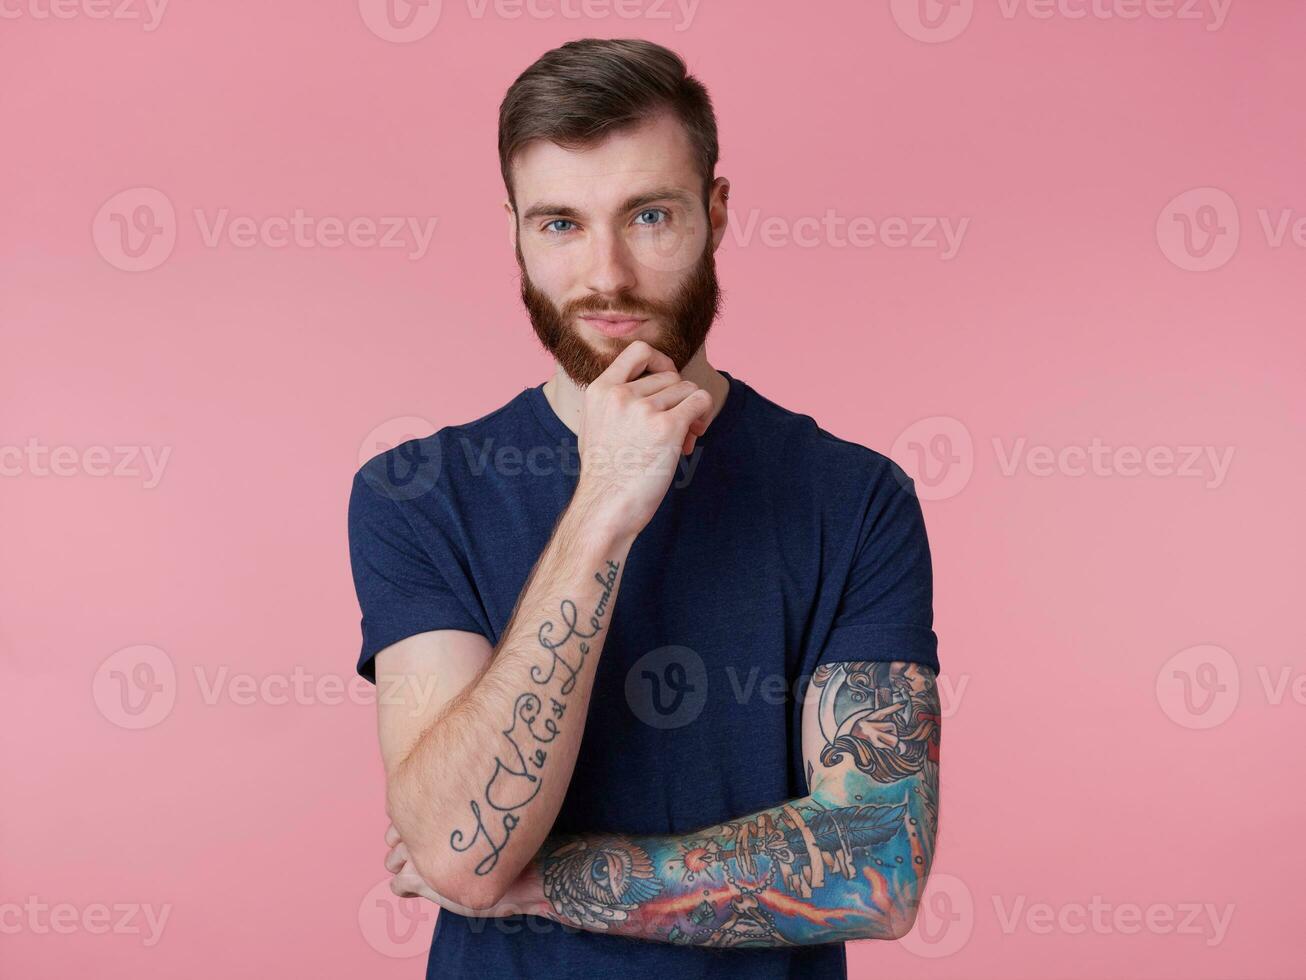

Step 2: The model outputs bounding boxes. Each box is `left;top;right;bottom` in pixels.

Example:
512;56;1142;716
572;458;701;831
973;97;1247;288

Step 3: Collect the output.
512;111;700;212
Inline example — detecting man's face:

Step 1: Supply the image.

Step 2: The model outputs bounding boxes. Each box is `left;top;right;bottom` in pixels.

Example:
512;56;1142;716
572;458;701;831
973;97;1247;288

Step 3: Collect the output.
508;112;728;386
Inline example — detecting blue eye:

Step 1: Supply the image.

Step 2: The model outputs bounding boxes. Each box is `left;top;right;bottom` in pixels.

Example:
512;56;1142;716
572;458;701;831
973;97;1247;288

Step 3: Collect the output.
635;209;667;226
545;219;575;235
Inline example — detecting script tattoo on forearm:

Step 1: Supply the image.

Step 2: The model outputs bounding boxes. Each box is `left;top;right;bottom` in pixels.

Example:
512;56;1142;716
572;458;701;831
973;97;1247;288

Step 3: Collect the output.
449;560;620;877
538;661;941;946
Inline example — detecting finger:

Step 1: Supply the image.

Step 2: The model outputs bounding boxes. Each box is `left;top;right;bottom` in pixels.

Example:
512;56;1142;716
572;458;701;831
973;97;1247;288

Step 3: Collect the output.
396;863;444;905
666;388;714;429
385;823;401;847
625;369;682;398
686;396;715;433
599;341;676;386
384;842;409;875
645;379;704;413
390;874;419;899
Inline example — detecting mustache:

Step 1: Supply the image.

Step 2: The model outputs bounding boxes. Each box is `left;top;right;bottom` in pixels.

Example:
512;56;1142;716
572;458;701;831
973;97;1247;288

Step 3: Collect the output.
564;295;668;318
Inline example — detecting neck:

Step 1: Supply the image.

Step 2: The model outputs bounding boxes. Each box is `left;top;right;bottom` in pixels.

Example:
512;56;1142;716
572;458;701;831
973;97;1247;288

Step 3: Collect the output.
542;346;728;437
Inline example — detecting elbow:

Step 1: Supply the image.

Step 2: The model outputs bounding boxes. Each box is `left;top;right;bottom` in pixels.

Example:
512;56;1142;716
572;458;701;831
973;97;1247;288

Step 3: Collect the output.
883;908;920;942
406;845;510;912
449;879;511;913
837;865;933;942
880;866;935;942
383;773;513;912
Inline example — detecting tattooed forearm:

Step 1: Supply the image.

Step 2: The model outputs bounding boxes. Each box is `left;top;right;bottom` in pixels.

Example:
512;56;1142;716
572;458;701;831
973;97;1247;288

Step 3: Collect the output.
531;660;941;946
449;561;620;876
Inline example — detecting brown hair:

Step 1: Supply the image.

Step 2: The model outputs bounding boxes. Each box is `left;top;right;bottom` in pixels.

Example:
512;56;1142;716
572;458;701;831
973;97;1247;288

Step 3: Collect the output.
498;38;719;209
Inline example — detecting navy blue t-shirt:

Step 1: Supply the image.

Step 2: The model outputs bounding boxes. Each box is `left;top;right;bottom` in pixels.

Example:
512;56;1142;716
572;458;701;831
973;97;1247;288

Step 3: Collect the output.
348;370;939;980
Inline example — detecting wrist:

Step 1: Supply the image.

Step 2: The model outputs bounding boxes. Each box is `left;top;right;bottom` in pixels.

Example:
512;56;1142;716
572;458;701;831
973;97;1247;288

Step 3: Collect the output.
564;484;641;552
503;863;551;920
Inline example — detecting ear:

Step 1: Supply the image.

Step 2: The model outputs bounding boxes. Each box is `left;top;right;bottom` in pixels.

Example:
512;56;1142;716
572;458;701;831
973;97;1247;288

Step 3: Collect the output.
707;177;730;251
504;198;517;251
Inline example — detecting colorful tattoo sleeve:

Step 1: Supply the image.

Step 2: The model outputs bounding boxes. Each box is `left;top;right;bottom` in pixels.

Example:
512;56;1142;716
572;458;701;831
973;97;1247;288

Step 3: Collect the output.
532;660;941;946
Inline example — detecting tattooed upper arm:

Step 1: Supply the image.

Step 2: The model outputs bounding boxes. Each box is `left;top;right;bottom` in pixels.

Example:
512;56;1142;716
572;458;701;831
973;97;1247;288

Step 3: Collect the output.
802;660;941;867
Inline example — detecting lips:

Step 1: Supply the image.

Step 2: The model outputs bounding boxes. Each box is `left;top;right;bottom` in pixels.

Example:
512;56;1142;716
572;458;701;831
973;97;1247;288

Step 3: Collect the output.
579;315;647;338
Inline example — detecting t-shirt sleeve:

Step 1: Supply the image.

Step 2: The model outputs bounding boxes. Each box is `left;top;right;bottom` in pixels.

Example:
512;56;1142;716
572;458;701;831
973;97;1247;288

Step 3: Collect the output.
347;461;488;683
816;459;940;673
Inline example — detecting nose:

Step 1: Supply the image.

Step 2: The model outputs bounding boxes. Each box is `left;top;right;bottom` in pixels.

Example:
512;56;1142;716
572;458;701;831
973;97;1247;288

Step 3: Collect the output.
583;225;639;298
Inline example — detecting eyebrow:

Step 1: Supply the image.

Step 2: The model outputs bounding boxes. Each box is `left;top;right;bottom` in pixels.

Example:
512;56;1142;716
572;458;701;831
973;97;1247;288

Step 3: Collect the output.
519;186;699;224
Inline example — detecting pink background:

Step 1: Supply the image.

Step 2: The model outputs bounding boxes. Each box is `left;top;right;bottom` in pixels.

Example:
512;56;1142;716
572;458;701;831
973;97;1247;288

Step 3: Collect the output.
2;1;1302;977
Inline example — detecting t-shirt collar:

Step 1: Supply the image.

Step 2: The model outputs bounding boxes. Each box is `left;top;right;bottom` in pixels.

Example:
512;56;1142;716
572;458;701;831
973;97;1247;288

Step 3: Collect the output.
526;369;747;448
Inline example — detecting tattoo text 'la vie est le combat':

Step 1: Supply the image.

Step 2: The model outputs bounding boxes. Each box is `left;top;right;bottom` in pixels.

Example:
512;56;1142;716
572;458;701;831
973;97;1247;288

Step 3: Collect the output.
449;561;620;876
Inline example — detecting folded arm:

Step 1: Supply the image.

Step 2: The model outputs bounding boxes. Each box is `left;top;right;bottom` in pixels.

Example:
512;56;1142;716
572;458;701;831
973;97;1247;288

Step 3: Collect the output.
374;499;633;912
362;343;715;912
396;659;941;946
